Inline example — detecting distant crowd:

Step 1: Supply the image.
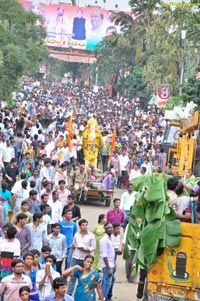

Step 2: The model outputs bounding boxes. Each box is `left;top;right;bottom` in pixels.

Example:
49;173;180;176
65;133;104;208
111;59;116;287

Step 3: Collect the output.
0;78;176;301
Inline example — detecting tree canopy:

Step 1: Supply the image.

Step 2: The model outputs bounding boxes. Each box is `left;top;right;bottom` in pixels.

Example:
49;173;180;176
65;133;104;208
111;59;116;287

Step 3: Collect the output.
0;0;47;99
94;1;200;106
116;65;151;108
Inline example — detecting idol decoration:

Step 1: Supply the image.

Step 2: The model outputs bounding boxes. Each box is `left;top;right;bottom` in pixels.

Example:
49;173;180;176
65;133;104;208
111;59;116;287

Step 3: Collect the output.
82;118;105;168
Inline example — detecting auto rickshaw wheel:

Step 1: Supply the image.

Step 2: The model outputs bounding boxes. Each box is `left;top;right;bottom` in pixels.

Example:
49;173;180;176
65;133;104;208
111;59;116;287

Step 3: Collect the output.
105;197;111;207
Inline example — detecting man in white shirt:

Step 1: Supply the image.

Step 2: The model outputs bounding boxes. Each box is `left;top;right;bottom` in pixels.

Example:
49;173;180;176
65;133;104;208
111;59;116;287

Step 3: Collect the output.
47;7;68;43
45;137;55;158
62;145;71;163
120;183;137;230
141;158;152;175
156;131;164;144
0;136;6;153
30;123;39;138
40;159;51;182
36;255;60;301
129;163;142;181
118;149;129;188
2;139;15;168
99;223;115;301
11;172;27;194
72;138;79;161
67;219;96;296
48;191;62;224
38;129;45;143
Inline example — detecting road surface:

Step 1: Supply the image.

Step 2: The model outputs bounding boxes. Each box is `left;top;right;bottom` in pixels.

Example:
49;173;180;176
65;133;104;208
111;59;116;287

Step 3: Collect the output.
78;187;138;301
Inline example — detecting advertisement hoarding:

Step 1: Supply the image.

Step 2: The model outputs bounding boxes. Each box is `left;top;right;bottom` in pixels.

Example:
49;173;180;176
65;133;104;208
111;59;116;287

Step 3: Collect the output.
19;0;121;51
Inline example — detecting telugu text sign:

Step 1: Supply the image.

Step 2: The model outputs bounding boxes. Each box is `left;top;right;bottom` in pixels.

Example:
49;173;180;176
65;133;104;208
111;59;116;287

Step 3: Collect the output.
19;0;121;51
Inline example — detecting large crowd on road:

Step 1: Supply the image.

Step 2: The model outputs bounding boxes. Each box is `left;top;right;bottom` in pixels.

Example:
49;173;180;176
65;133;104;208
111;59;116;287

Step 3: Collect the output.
0;78;197;301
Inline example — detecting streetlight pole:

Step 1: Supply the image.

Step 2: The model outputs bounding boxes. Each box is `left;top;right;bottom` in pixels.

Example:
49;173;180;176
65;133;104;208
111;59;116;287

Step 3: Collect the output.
179;29;186;96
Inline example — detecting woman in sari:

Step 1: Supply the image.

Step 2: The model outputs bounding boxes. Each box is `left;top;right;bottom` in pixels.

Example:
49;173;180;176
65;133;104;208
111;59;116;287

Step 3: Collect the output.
63;255;104;301
92;214;106;271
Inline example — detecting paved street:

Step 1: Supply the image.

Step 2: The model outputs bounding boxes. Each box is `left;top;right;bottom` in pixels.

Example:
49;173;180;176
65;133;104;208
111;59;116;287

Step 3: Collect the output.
78;188;138;301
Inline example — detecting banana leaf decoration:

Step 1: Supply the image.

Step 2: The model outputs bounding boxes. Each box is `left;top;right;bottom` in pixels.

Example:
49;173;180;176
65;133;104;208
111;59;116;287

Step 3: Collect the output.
183;177;200;196
124;173;182;274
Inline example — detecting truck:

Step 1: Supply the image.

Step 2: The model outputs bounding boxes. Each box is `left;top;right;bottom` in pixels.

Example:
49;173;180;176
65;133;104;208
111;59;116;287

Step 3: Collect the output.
148;223;200;301
129;173;199;301
163;110;200;177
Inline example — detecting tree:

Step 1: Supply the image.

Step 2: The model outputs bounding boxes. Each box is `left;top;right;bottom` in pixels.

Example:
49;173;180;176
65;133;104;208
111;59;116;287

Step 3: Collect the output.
146;7;199;92
167;70;200;108
94;1;161;98
181;73;200;105
116;65;151;107
0;0;47;99
93;1;200;106
143;13;182;93
93;35;134;86
46;57;85;82
93;11;145;88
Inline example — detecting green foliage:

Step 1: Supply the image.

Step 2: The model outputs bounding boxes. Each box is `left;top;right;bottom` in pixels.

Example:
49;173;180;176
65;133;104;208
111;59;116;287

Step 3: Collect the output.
46;57;92;85
0;0;47;99
124;173;182;273
116;66;151;107
166;95;182;109
94;10;145;87
94;1;200;104
166;67;200;107
185;9;200;47
6;98;15;109
181;75;200;105
47;57;84;81
144;18;178;92
129;0;160;27
182;177;200;196
94;32;135;85
144;8;197;93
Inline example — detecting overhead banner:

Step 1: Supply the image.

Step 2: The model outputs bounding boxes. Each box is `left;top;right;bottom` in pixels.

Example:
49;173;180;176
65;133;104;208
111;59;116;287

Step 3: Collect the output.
19;0;121;51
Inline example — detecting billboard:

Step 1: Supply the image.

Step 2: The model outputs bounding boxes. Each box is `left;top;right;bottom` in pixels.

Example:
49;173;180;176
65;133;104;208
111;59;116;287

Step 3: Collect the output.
19;1;121;51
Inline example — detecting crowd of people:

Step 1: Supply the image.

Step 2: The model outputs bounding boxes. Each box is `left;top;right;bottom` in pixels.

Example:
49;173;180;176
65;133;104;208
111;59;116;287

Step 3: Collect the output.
0;78;190;301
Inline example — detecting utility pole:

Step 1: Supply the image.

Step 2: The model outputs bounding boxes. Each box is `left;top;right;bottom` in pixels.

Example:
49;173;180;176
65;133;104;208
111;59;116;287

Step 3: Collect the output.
179;29;186;96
